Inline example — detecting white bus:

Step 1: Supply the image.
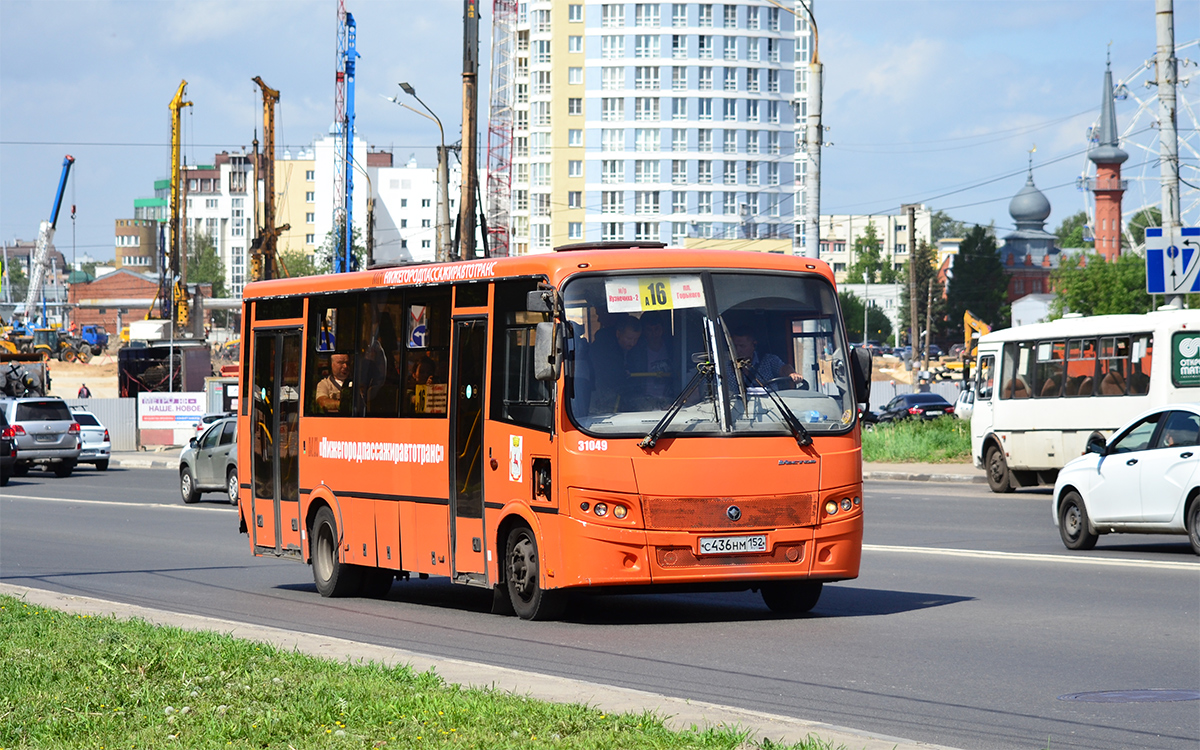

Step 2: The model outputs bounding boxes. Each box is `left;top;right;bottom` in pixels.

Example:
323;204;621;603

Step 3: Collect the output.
971;308;1200;492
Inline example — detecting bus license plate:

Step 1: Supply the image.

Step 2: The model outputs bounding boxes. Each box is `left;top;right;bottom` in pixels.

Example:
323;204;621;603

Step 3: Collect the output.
698;534;767;555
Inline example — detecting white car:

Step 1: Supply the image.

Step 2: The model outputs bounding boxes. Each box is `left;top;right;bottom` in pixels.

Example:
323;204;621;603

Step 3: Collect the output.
1053;403;1200;554
71;407;111;471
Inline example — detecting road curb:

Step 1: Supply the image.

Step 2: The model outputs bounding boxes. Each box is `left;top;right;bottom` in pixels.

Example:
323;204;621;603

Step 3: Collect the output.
0;583;961;750
863;470;986;484
111;457;175;469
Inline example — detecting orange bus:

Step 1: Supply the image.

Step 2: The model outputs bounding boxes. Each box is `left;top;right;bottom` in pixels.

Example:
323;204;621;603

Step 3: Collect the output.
236;242;871;620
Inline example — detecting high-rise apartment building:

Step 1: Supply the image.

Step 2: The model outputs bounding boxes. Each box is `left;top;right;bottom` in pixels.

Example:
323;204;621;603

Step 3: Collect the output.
793;0;815;252
507;1;797;254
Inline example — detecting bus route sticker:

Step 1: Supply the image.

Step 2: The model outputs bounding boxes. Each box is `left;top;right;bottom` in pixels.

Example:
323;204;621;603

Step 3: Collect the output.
509;435;523;482
1172;332;1200;387
604;275;705;313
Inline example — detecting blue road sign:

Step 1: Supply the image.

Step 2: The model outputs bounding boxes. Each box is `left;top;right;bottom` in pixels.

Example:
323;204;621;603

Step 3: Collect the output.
1146;226;1200;294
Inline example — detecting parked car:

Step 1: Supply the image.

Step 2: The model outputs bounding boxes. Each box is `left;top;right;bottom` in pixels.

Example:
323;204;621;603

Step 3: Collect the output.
0;411;16;486
926;344;944;360
876;393;955;423
948;343;967;359
70;406;111;471
1053;404;1200;554
954;385;975;421
179;415;238;504
859;406;880;431
0;396;80;477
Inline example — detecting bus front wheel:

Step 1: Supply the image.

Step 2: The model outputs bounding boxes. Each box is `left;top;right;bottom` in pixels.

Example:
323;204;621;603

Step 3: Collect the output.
761;580;823;614
986;445;1015;493
505;525;565;621
312;506;363;597
1187;496;1200;556
1058;491;1098;551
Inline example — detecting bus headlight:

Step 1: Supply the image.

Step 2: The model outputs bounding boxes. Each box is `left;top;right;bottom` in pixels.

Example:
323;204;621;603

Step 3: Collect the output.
613;505;627;519
824;500;839;516
841;497;853;512
594;503;609;517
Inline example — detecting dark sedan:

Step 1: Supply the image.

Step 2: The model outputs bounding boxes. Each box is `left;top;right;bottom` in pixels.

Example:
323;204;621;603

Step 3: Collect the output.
877;392;955;422
0;411;15;486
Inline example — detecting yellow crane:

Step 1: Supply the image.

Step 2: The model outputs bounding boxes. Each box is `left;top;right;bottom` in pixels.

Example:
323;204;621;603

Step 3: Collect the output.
251;77;289;281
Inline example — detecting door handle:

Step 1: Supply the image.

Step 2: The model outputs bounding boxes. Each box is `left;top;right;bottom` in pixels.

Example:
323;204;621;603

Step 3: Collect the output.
1182;452;1194;459
1126;458;1138;466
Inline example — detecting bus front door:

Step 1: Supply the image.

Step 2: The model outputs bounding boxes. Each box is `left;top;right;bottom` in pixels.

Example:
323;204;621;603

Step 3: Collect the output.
450;318;488;584
251;329;303;558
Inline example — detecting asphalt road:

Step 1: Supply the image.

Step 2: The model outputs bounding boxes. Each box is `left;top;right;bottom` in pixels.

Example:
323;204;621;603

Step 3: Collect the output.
2;465;1197;750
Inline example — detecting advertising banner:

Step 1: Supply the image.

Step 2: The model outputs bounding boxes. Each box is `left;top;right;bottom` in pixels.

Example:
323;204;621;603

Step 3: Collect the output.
138;392;206;430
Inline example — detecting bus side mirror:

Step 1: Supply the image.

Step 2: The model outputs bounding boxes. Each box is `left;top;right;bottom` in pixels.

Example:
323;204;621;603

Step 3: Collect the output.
526;289;556;313
533;321;562;382
1085;434;1107;455
851;347;871;405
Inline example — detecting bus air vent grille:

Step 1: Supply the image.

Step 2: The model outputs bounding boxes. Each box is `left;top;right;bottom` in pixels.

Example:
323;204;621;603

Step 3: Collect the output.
642;494;817;530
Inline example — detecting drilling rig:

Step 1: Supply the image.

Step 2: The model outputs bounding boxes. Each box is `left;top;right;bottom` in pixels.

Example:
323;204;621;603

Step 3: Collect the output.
332;2;359;273
250;76;289;282
167;80;193;329
485;0;516;258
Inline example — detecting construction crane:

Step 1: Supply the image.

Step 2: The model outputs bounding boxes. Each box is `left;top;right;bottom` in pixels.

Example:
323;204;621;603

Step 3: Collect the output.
21;155;75;325
332;3;359;273
167;80;193;329
250;76;289;282
485;0;516;257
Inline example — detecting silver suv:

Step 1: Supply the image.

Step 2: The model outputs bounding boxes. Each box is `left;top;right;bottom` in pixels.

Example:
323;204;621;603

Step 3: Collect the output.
0;397;82;477
179;415;238;504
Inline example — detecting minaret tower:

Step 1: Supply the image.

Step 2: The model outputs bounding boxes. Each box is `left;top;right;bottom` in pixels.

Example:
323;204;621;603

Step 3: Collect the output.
1088;57;1129;261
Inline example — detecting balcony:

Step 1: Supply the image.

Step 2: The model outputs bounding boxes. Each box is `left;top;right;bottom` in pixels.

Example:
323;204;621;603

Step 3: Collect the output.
1087;178;1128;192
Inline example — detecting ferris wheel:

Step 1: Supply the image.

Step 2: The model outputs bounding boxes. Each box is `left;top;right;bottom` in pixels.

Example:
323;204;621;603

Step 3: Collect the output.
1079;39;1200;251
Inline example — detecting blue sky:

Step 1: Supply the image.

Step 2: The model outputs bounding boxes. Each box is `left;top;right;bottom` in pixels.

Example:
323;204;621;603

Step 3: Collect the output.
1;0;1196;264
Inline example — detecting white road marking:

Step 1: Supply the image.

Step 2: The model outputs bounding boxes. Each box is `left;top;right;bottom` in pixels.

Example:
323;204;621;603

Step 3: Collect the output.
865;543;1199;571
1;494;235;513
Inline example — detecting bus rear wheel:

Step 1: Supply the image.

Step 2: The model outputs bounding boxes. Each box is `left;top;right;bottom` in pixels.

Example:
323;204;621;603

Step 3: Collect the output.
986;445;1015;493
505;525;565;621
1058;491;1098;551
312;506;363;597
761;580;823;614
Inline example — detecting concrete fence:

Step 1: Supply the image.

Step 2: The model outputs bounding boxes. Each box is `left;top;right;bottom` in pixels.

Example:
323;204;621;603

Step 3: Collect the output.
65;398;137;451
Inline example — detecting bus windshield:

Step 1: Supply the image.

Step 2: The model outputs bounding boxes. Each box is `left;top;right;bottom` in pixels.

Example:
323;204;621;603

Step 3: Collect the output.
563;271;855;439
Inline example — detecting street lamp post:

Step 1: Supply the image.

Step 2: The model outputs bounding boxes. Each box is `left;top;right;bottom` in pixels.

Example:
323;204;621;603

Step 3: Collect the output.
394;83;452;263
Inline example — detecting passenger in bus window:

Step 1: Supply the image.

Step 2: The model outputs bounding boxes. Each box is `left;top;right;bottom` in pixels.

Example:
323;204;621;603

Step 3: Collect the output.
316;352;353;413
590;314;643;412
632;311;675;402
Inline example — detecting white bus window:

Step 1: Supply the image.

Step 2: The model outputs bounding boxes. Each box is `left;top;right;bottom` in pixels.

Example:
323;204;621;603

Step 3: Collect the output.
1099;337;1131;396
1130;334;1152;395
1065;338;1097;397
976;355;994;400
1001;342;1033;399
1035;340;1065;398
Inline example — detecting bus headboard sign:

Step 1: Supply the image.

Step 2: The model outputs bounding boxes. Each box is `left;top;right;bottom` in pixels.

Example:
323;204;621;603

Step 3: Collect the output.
604;275;705;313
1146;227;1200;294
1172;332;1200;387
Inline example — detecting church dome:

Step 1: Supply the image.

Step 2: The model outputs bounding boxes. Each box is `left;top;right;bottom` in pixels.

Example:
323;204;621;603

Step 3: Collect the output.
1009;174;1051;224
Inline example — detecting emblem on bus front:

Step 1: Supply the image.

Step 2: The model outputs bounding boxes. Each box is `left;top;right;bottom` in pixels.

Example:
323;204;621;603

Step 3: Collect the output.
726;506;742;522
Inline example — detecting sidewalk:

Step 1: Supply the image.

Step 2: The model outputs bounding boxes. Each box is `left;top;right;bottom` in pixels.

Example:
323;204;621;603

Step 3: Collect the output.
111;451;987;484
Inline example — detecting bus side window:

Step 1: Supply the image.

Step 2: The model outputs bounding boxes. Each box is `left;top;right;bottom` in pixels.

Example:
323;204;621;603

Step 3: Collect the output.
1099;336;1131;396
1035;341;1065;398
491;280;552;430
1001;342;1032;399
306;294;360;416
1129;334;1152;395
976;355;994;400
1065;338;1097;397
359;292;404;418
402;289;451;418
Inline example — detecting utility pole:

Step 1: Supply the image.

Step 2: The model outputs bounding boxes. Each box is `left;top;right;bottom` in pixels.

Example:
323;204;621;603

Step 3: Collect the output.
923;277;933;372
904;203;918;370
1156;0;1183;305
459;0;480;260
799;1;821;259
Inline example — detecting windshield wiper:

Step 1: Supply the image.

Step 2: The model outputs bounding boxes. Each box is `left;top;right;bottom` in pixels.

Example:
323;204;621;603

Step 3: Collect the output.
740;366;814;448
638;358;715;450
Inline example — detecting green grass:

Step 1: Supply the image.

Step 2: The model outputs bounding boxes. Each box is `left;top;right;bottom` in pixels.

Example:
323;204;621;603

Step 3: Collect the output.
0;595;837;750
862;416;972;464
